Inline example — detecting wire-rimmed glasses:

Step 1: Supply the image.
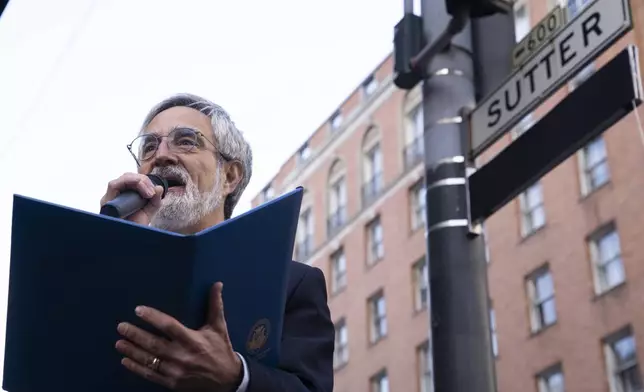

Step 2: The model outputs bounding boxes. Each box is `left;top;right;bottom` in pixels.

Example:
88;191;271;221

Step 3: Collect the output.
127;127;230;166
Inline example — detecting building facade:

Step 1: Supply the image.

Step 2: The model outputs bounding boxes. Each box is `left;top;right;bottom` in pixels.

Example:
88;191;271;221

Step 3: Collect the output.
251;0;644;391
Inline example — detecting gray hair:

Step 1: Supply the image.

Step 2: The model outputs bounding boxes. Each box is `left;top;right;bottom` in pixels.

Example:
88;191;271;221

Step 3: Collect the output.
140;93;253;220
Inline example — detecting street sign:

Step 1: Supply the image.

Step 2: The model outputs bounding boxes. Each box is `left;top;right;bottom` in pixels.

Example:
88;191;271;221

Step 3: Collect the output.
469;0;633;158
512;6;566;69
468;45;642;223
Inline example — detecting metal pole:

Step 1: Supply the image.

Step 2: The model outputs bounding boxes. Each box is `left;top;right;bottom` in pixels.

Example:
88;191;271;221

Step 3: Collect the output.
420;0;497;391
404;0;414;14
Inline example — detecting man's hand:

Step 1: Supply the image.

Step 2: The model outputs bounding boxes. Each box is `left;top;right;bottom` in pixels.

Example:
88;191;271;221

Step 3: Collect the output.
116;282;243;391
100;173;164;225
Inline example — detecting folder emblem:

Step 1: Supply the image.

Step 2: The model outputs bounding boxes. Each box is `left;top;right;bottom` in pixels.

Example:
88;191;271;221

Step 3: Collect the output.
246;318;271;356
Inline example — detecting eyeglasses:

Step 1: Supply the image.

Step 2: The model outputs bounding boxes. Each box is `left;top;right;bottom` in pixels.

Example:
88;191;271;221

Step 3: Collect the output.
127;127;230;166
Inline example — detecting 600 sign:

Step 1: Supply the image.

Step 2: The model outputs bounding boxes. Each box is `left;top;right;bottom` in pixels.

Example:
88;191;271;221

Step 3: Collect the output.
513;6;566;68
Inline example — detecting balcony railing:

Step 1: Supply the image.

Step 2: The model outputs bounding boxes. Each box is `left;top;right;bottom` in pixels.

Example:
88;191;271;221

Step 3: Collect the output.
362;173;384;206
295;236;313;260
404;137;424;170
327;206;347;237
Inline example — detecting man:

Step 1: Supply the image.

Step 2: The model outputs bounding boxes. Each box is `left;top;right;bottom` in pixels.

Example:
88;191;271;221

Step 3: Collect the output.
100;93;334;392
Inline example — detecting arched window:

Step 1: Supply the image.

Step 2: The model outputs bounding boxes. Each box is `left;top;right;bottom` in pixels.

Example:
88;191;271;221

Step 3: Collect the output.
361;126;383;206
327;159;347;236
403;88;424;170
294;189;314;260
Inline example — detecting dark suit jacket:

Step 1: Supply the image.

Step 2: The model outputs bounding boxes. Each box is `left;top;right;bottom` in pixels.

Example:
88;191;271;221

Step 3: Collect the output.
242;261;334;392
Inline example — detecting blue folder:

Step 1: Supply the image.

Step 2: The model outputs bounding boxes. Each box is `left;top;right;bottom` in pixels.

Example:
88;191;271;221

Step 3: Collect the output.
2;187;303;392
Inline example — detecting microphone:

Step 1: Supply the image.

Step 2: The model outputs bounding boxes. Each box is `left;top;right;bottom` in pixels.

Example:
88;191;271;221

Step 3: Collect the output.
100;174;168;219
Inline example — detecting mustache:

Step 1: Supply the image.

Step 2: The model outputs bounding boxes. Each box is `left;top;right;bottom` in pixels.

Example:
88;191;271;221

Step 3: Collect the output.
149;165;192;185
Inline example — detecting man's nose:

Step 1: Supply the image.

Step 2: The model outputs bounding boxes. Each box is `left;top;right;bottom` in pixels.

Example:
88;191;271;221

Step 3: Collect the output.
152;139;178;166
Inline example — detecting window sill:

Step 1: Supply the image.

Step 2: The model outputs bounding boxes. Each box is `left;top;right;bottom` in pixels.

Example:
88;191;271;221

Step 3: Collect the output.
409;224;425;237
333;361;349;373
579;180;611;202
529;321;558;338
412;306;427;318
365;255;385;271
519;224;547;244
368;335;387;349
331;286;347;299
592;281;626;302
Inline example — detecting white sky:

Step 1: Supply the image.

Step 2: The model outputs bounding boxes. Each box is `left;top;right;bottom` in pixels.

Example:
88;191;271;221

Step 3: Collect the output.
0;0;410;384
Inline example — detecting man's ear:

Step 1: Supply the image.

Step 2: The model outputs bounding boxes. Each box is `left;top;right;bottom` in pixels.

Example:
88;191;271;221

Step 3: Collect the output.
223;160;243;197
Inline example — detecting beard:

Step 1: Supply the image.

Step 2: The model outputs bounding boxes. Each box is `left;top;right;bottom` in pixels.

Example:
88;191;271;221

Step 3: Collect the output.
148;164;224;232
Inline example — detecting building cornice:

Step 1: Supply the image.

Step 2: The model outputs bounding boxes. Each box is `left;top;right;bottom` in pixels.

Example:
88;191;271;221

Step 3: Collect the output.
281;74;397;191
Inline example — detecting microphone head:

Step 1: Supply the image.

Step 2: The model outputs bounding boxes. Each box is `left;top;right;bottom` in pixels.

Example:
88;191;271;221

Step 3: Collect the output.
147;174;169;199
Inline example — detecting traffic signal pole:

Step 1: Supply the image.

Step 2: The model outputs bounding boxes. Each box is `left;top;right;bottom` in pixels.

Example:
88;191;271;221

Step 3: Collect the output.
417;1;497;391
395;0;514;389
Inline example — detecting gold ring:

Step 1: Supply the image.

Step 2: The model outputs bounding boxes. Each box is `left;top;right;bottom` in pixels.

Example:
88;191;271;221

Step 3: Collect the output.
149;356;161;372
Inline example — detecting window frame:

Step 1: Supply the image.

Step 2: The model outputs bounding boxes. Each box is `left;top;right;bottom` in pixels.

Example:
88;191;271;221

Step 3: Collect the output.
577;136;610;196
519;181;546;237
417;341;433;392
513;0;531;42
362;74;379;97
603;326;643;392
412;256;429;312
588;223;625;295
262;184;275;201
370;369;389;392
490;306;499;358
330;248;347;294
526;265;557;333
368;290;388;343
330;110;343;131
333;318;349;369
410;180;427;231
366;216;385;265
297;141;311;164
536;363;565;392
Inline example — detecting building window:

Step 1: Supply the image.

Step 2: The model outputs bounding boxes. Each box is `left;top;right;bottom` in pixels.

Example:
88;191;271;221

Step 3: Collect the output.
366;216;384;265
563;0;592;18
330;111;343;131
514;1;530;42
569;63;596;91
334;318;349;369
362;74;378;97
328;159;347;237
417;341;433;392
295;208;313;260
519;182;546;237
536;364;565;392
604;327;643;392
483;223;491;264
330;248;347;294
368;291;387;343
512;112;536;139
297;142;311;165
413;257;429;311
589;225;625;294
526;266;557;333
490;308;499;357
362;138;384;206
404;104;424;169
363;143;384;203
328;177;347;235
578;136;609;195
261;184;275;202
370;369;389;392
410;180;427;231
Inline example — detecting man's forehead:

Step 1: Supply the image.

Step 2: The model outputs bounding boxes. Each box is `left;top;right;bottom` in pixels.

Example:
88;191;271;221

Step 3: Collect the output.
144;106;212;134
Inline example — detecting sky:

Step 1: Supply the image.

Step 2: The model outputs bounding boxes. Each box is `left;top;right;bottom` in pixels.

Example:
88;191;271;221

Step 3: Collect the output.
0;0;411;384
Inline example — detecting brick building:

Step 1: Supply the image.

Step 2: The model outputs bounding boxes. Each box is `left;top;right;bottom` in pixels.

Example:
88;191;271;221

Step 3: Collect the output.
251;0;644;391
